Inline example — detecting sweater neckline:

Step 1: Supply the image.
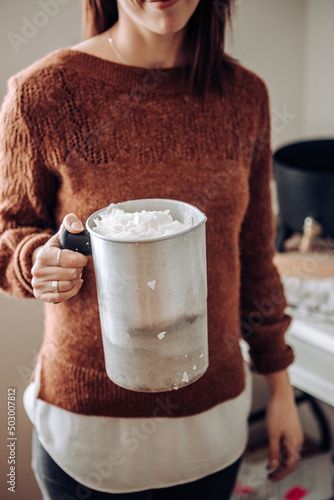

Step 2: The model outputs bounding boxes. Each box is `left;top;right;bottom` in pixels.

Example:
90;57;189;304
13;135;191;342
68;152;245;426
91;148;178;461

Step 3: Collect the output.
59;48;190;94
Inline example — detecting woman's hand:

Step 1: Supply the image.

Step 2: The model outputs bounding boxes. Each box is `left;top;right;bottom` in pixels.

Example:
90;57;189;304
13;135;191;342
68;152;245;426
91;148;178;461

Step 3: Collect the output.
264;370;304;482
31;213;88;303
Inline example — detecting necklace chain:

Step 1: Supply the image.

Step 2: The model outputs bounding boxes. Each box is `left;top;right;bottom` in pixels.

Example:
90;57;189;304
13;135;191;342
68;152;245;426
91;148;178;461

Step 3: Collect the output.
107;31;128;65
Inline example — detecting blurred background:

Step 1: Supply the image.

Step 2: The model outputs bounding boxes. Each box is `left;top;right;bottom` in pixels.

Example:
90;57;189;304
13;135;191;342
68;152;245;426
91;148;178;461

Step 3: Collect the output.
0;1;333;498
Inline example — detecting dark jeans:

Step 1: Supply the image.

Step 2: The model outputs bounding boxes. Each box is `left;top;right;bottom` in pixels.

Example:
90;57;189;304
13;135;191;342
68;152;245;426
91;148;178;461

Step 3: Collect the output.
32;429;242;500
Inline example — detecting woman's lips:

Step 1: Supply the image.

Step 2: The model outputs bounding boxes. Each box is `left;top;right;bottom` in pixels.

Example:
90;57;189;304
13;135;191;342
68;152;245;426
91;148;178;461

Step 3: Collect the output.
146;0;179;9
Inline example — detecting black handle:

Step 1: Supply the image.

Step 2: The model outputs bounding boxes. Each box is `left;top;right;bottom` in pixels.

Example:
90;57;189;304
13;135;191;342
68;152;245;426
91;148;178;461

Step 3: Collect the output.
60;229;92;256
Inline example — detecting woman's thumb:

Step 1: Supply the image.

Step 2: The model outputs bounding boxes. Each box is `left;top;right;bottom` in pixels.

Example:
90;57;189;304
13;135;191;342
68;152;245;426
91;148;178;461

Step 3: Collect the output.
63;213;84;234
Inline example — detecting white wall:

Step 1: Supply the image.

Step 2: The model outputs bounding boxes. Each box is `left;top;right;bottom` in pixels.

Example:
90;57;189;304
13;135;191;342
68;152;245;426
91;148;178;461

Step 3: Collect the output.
226;0;334;148
1;1;334;498
0;0;82;99
226;0;307;149
302;0;334;138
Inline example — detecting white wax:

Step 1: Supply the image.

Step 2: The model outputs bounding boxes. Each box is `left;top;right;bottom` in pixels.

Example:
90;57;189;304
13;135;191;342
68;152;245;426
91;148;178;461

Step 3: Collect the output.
93;208;192;241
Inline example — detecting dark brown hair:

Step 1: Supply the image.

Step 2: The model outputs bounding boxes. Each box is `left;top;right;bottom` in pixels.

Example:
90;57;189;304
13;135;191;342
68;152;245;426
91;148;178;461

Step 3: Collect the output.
81;0;236;95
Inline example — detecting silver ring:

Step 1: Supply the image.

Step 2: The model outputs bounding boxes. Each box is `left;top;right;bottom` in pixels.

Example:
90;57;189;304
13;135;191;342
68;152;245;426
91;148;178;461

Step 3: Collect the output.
52;280;58;293
57;249;62;267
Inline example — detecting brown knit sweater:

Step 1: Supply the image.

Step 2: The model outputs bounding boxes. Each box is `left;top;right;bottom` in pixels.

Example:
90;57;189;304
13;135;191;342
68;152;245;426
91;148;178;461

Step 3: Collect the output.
0;49;293;417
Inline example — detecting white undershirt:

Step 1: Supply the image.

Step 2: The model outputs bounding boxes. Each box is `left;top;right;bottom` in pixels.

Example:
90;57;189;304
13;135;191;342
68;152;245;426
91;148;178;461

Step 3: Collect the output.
24;360;252;493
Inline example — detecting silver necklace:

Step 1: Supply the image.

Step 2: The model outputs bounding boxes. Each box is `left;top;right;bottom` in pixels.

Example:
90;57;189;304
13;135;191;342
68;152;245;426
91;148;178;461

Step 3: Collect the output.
107;32;128;65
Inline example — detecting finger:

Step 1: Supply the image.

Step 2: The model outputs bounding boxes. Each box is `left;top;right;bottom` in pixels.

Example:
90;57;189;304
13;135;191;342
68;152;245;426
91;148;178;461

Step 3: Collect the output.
43;213;85;251
63;213;85;233
33;262;83;279
58;213;85;248
32;266;83;294
267;434;281;472
34;245;87;270
36;278;81;294
55;279;79;293
269;461;296;482
34;279;84;303
55;248;88;269
268;439;300;482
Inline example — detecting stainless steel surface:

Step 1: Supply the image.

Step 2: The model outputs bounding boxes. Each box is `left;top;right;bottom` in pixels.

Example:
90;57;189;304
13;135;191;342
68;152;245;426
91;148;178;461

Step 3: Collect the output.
86;199;208;392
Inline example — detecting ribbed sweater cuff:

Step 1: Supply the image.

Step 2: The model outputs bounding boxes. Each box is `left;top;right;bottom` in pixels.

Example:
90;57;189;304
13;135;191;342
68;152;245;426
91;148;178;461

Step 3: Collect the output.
249;344;295;374
246;314;294;373
14;232;53;295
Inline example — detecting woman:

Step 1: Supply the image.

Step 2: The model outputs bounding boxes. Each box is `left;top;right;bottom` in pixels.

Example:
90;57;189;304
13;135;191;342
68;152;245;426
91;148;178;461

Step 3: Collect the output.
0;0;304;498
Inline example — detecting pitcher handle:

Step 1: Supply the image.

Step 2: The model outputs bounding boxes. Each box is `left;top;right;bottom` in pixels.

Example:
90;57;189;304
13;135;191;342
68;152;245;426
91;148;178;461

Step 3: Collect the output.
60;229;92;256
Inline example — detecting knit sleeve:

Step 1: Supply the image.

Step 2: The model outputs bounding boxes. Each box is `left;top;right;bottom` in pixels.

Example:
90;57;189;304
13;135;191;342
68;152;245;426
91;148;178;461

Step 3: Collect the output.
239;82;294;374
0;76;58;298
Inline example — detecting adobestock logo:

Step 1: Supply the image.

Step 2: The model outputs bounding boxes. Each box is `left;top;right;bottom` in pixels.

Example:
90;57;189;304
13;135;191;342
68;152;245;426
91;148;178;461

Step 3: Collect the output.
8;0;72;54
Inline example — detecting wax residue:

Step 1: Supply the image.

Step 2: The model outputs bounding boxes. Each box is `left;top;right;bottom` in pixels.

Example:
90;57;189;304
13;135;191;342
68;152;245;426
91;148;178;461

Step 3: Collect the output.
148;280;156;290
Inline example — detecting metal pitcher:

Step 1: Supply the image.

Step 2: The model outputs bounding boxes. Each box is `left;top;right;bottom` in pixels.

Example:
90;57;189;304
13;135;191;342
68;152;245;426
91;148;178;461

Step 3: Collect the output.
61;199;208;392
